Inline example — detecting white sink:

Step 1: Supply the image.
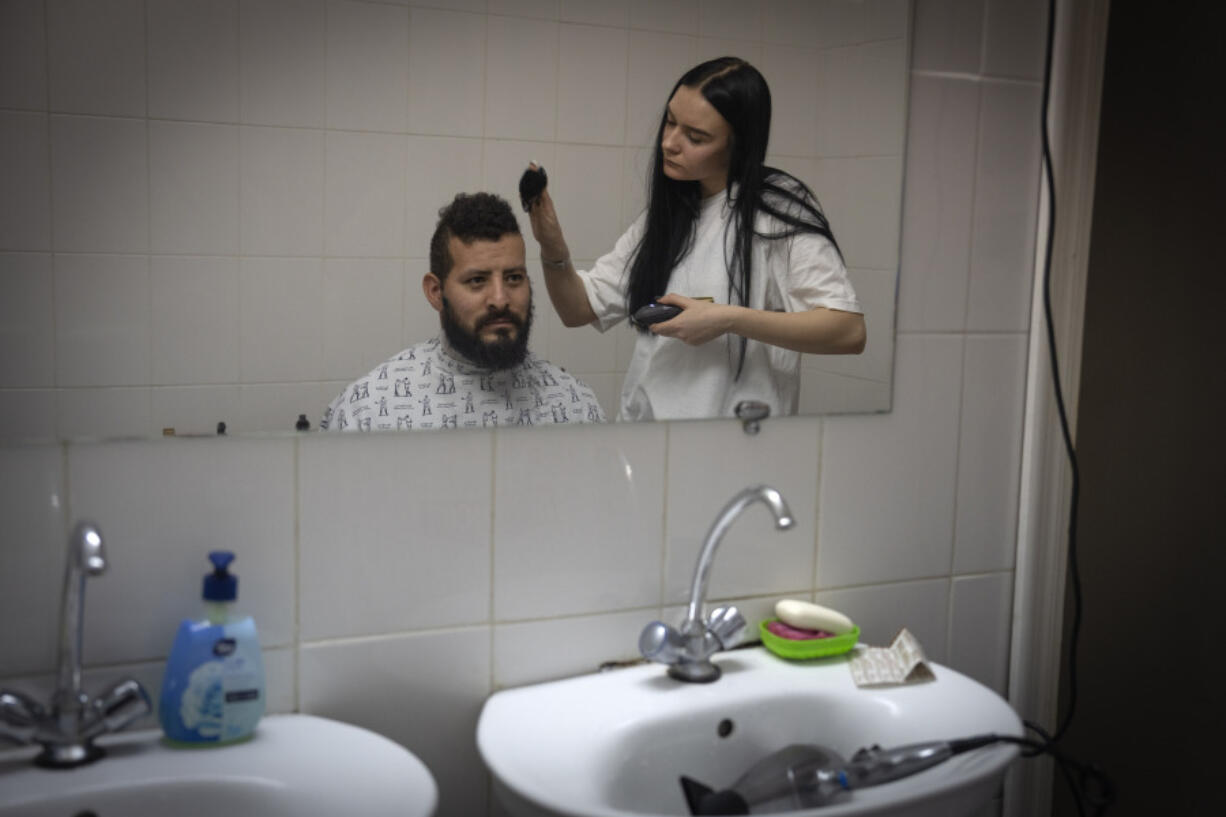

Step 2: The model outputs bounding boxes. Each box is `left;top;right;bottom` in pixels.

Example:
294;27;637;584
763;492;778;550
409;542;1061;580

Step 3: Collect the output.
0;713;437;817
477;646;1021;817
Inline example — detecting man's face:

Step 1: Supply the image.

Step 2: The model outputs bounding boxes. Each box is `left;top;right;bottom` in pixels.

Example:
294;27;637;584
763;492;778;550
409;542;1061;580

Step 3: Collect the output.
423;233;533;370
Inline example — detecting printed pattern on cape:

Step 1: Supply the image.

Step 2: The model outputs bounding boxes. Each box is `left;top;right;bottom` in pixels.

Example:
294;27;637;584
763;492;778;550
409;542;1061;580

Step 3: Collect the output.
320;337;606;431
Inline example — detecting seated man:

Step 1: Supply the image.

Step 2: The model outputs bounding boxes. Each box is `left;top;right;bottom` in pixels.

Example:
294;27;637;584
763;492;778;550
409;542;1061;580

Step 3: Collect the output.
321;193;606;431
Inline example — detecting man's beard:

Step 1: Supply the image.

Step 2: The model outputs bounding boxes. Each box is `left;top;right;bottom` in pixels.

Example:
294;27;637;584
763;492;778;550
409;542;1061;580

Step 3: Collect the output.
441;297;533;371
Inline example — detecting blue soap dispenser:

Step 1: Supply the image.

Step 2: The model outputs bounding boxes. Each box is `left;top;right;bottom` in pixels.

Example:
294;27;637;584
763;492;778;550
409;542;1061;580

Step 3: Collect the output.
159;551;266;746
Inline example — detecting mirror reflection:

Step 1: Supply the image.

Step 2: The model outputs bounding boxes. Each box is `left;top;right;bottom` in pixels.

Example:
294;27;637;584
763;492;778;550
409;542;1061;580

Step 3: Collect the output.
0;1;909;440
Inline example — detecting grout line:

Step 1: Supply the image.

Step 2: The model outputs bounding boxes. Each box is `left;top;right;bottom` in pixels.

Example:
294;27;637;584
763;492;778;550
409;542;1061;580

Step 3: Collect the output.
291;435;301;712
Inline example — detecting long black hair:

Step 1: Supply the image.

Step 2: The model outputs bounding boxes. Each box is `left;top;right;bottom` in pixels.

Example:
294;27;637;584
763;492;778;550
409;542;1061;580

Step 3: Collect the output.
626;57;842;376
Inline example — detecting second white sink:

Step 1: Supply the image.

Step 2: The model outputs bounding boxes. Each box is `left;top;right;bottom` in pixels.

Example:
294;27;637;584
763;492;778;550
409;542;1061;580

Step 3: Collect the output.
478;646;1022;817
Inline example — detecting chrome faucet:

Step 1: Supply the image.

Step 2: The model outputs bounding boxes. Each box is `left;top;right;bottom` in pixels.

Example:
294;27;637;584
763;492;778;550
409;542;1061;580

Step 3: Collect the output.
0;521;151;768
639;485;794;682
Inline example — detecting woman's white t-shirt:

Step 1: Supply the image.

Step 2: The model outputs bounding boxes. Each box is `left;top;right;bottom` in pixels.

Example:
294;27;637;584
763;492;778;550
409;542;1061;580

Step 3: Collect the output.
579;190;862;421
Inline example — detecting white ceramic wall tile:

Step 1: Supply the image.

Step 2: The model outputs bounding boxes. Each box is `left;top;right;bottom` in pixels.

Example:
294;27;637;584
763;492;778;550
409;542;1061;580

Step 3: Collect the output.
239;126;326;256
403;258;441;346
0;390;58;441
0;254;54;388
815;578;950;662
911;0;984;74
404;136;485;257
804;268;895;381
298;432;494;639
759;46;820;158
67;437;296;662
797;370;891;415
488;0;557;19
57;388;150;439
50;115;149;253
237;382;336;433
896;75;979;333
493;608;647;688
0;0;48;110
0;112;50;251
761;0;822;48
625;30;695;147
485;16;558;141
953;334;1026;573
699;0;761;42
239;0;327;128
967;80;1040;332
620;145;652;232
481;140;554;231
664;416;821;604
817;335;963;587
550;144;625;260
948;572;1013;693
693;37;761;67
238;257;324;382
818;39;908;158
541;288;617;374
629;0;698;33
151;256;241;385
407;9;486;138
561;0;628;27
151;386;242;437
46;0;145;116
149;122;241;255
325;0;410;133
321;259;405;380
983;0;1046;80
557;24;628;146
298;628;491;817
1;648;296;733
147;0;241;122
54;254;150;387
0;443;66;676
324;131;407;257
813;155;904;272
493;422;666;620
813;0;909;48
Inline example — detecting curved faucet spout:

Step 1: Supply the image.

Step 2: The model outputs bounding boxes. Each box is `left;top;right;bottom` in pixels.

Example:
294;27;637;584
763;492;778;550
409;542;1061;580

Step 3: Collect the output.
54;521;107;719
682;485;793;630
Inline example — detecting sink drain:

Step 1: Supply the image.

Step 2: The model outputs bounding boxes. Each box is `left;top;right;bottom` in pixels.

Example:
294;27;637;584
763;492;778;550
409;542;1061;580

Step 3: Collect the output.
717;718;734;738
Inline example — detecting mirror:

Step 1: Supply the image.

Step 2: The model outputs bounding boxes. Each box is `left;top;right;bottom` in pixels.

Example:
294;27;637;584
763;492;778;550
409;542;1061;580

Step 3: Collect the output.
0;0;908;440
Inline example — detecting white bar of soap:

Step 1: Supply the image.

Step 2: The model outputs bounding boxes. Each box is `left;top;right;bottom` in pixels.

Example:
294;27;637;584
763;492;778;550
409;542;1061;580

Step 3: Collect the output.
775;599;855;635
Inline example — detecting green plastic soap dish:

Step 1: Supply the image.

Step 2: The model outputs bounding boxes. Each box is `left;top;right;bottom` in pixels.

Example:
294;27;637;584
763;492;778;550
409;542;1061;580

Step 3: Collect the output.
759;619;860;660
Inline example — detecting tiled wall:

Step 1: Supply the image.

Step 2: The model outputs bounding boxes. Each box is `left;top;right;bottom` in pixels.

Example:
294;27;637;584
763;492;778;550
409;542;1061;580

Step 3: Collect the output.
0;0;909;437
0;2;1045;817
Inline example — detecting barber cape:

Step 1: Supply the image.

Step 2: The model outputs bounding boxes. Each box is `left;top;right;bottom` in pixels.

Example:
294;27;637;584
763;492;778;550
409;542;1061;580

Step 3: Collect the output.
320;337;606;431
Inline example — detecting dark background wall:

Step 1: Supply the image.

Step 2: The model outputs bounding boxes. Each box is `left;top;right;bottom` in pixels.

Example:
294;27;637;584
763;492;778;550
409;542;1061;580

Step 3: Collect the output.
1053;2;1224;815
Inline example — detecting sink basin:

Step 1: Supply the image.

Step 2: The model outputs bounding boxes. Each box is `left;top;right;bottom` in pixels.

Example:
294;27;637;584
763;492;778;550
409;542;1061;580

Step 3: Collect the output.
0;713;437;817
477;646;1021;817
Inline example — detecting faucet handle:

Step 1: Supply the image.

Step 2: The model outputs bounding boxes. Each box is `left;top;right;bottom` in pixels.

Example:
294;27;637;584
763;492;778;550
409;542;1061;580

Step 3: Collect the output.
81;679;151;739
705;605;747;650
0;689;45;744
639;621;687;665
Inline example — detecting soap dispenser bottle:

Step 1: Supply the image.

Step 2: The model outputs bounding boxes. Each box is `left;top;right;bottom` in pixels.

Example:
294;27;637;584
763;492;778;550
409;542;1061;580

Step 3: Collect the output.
159;551;266;745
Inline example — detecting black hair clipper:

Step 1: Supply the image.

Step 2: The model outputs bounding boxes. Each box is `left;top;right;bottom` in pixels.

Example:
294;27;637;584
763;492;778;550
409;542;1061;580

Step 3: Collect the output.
519;164;548;212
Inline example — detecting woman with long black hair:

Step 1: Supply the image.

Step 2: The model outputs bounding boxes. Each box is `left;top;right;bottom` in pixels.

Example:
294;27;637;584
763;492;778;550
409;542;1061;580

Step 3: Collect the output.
528;57;865;421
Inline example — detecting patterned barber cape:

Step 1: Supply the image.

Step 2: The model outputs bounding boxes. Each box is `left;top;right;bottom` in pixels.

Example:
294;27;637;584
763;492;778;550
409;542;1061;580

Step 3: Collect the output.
320;337;606;431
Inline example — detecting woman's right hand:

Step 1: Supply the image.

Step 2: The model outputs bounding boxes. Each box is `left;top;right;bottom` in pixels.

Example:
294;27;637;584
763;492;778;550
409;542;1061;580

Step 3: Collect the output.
525;165;569;262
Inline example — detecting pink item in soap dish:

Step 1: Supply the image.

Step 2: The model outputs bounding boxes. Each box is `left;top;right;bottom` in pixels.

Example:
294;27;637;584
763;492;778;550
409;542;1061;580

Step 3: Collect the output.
766;620;835;641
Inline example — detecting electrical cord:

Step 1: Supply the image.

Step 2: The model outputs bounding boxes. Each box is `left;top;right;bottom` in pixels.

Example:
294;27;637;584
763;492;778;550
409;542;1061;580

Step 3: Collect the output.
1020;0;1113;813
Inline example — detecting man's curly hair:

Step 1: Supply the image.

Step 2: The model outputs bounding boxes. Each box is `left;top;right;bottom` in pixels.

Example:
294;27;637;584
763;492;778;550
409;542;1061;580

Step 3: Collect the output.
429;192;521;281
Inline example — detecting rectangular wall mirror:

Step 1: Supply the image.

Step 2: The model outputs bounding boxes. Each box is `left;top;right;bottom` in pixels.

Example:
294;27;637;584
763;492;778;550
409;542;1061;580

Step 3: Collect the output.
0;0;910;440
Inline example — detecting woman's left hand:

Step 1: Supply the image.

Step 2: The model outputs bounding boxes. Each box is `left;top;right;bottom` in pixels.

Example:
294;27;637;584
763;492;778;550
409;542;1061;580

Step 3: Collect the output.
649;294;736;346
